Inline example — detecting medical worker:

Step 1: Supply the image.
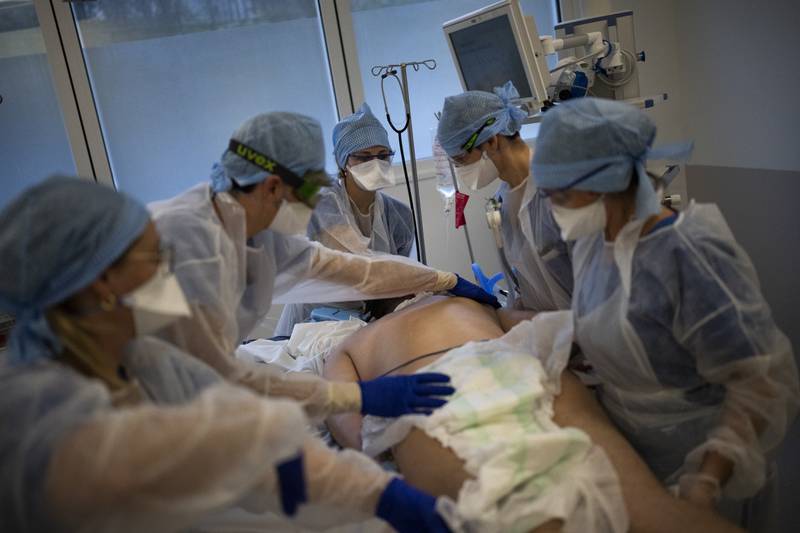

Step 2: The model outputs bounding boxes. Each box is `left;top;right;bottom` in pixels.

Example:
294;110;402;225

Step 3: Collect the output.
532;98;799;513
0;177;453;533
150;111;494;410
437;82;573;323
275;103;415;336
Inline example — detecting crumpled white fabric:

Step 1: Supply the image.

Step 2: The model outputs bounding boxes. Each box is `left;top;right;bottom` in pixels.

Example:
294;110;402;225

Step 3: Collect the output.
237;319;367;377
362;312;628;533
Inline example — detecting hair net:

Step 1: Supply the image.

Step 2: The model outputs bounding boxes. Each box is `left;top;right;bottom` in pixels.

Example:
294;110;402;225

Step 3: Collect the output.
437;81;528;158
531;98;694;219
0;176;149;364
211;112;325;193
333;103;391;169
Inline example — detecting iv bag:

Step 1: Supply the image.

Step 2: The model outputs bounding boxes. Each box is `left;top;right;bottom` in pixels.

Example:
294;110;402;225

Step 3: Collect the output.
431;131;455;214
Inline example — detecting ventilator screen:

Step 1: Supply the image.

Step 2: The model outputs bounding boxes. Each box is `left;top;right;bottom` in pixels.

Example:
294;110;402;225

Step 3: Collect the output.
449;15;533;98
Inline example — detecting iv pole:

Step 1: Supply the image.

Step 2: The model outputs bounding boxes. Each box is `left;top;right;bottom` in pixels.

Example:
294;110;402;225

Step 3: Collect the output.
372;60;436;265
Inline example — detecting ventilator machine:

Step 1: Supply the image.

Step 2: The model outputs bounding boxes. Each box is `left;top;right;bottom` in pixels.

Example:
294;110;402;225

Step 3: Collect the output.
443;0;667;120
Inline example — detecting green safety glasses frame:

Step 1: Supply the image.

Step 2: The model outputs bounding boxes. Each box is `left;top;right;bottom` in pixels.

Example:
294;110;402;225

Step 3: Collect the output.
228;139;332;207
461;116;497;152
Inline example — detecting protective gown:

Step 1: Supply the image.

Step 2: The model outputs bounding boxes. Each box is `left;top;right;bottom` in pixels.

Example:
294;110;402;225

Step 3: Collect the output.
572;201;799;498
149;184;455;417
497;178;573;312
275;181;415;336
0;336;392;533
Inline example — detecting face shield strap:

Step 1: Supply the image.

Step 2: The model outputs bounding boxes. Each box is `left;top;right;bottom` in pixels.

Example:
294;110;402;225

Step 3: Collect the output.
539;162;614;198
227;139;326;205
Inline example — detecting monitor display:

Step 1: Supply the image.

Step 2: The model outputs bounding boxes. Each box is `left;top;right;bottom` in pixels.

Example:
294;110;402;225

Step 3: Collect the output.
448;14;532;98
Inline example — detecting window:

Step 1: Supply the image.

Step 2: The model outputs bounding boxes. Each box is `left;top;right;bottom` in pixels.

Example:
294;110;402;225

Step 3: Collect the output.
70;0;340;203
0;0;76;209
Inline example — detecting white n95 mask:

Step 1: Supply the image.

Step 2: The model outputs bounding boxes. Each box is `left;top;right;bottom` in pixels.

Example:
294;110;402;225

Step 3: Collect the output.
348;159;394;191
455;151;499;191
122;263;191;336
551;198;607;241
270;199;313;236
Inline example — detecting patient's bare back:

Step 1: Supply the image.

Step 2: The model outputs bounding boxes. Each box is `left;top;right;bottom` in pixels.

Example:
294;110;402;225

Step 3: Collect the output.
337;295;504;379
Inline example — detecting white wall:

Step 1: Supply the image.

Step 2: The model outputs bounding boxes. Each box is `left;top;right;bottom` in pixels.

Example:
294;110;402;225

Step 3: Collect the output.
674;0;800;171
596;0;800;171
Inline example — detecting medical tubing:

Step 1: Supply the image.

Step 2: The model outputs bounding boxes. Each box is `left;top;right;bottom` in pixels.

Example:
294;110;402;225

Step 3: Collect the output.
390;123;422;263
548;47;606;74
378;340;489;378
382;72;421;262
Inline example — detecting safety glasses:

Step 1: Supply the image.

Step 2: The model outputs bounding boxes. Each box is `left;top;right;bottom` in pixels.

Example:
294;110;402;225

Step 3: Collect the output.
227;139;332;207
349;151;395;164
125;242;175;272
461;117;497;152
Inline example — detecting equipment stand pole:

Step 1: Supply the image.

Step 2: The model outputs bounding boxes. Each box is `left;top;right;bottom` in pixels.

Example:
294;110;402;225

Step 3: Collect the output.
399;64;427;265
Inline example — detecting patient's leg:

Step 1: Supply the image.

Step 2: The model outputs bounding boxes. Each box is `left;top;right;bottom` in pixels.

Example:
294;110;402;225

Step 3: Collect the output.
391;429;470;500
553;372;742;533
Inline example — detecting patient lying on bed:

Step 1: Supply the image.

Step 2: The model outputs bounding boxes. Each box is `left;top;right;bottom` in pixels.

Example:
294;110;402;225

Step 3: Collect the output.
324;295;741;533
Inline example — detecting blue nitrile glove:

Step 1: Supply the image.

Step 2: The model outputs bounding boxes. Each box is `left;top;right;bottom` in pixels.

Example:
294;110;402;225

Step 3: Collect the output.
471;262;504;295
449;274;501;308
359;373;455;417
276;453;307;516
376;478;451;533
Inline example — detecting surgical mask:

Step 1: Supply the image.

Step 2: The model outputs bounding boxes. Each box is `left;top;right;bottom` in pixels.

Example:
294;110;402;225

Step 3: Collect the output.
348;159;394;191
270;199;313;236
551;198;607;241
122;262;191;336
455;151;499;190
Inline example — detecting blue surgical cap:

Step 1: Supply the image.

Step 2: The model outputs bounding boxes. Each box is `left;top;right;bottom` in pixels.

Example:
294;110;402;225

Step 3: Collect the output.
0;176;150;364
532;98;693;219
211;111;325;193
437;81;528;158
333;103;391;169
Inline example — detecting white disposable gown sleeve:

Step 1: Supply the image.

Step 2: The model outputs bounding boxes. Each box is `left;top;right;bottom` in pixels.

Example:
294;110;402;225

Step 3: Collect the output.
275;184;417;337
160;307;362;420
262;231;457;305
675;207;800;498
0;361;390;533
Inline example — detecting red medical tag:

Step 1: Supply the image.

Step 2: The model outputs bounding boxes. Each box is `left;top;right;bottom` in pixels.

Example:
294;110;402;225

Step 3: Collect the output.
455;192;469;228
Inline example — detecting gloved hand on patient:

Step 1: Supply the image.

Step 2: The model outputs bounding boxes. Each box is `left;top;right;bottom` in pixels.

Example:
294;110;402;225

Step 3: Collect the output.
376;477;452;533
449;274;501;308
359;373;456;417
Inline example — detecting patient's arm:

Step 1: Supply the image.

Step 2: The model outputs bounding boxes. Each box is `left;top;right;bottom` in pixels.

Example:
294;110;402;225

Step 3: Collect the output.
325;348;364;450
